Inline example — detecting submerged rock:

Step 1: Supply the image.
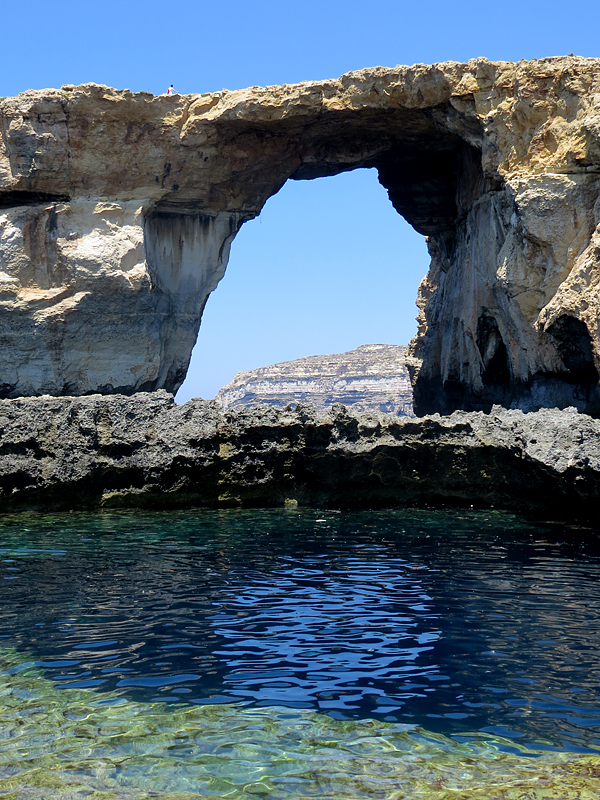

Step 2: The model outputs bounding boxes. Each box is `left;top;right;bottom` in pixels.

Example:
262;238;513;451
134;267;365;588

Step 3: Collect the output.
214;344;414;416
2;58;600;414
0;392;599;518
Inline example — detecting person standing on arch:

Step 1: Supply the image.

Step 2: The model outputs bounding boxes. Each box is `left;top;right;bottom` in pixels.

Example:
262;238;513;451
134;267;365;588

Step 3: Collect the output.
166;84;179;95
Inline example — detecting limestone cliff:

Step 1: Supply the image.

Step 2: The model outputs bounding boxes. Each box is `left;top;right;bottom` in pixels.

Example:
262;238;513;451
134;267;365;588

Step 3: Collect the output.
214;344;414;415
1;393;600;520
1;58;600;415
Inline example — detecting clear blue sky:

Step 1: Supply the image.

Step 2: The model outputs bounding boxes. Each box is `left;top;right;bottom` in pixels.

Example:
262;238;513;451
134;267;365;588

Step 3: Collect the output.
1;1;598;400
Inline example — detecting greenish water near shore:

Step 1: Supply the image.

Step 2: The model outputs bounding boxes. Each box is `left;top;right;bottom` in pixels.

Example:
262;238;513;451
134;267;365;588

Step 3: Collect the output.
1;648;600;799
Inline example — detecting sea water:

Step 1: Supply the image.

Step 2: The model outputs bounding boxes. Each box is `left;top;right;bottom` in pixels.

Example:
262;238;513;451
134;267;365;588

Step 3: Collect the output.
1;508;600;798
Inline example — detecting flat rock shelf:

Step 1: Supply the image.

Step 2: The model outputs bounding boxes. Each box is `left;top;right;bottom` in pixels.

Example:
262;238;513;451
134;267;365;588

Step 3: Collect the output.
1;391;599;519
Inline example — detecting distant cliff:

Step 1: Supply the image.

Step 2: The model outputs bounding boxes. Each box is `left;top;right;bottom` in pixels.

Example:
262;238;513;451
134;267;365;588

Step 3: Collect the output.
213;344;414;416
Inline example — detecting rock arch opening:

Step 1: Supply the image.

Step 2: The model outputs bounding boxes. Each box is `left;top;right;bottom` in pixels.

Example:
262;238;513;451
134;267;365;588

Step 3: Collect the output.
147;101;508;415
175;168;429;405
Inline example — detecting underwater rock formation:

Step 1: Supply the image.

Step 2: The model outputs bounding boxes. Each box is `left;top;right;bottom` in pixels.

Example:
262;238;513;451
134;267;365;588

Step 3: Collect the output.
1;392;600;518
214;344;414;415
1;57;600;414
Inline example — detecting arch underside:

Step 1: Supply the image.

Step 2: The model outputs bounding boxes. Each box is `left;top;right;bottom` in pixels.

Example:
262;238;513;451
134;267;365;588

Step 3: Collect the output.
148;106;600;416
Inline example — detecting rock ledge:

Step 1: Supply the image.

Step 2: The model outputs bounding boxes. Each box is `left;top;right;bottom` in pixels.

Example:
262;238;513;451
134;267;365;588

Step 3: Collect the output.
0;392;598;519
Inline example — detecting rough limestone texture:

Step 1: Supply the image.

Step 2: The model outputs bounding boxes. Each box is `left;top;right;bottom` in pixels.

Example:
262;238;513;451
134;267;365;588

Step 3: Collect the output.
214;344;414;415
0;392;599;519
2;57;600;414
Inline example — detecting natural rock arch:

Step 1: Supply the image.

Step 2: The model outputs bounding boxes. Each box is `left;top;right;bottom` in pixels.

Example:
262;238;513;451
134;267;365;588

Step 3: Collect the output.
1;56;600;415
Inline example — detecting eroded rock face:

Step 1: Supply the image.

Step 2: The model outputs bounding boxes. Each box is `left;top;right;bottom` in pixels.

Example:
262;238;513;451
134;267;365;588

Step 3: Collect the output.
1;58;600;413
1;392;600;519
214;344;414;415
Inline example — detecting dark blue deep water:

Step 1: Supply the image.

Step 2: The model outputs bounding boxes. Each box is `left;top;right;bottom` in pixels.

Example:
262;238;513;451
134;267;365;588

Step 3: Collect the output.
2;507;600;754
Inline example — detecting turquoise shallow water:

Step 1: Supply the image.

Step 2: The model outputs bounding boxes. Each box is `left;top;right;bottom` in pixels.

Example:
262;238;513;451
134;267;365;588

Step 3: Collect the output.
1;508;600;798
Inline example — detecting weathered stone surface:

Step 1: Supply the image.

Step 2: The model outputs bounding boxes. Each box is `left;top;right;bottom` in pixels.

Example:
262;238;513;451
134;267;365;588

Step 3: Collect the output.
1;392;599;520
214;344;414;415
1;58;600;413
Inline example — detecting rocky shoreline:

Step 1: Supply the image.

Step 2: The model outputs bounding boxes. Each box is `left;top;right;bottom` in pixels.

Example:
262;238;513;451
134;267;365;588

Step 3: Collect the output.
0;392;598;520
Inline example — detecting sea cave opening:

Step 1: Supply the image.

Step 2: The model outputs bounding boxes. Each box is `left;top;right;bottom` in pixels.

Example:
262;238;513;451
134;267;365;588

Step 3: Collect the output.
175;168;430;407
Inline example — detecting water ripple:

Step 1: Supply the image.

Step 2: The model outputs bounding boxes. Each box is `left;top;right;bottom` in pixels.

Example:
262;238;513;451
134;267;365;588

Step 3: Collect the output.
1;508;600;750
